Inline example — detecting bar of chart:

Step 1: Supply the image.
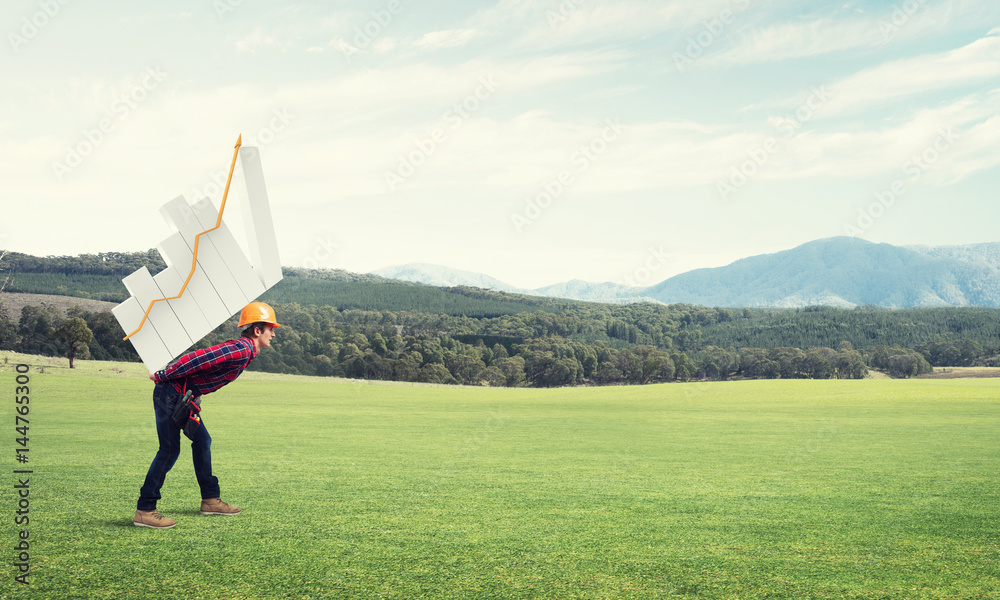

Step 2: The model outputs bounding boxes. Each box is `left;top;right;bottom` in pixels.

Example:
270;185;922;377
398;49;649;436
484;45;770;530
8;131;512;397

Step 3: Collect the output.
112;143;282;371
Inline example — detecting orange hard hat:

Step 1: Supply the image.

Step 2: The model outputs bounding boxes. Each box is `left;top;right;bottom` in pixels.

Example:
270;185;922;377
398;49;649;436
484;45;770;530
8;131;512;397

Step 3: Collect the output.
238;301;281;329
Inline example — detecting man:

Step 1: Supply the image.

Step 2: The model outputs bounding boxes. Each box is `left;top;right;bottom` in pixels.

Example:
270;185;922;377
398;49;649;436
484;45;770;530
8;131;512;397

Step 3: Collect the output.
133;301;280;529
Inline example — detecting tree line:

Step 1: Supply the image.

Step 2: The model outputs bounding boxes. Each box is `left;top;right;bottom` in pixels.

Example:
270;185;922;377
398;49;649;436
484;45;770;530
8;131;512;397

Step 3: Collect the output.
2;251;998;385
9;300;992;385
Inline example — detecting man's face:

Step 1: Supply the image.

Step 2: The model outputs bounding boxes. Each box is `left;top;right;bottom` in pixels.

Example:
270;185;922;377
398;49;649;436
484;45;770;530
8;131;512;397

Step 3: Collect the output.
257;325;276;349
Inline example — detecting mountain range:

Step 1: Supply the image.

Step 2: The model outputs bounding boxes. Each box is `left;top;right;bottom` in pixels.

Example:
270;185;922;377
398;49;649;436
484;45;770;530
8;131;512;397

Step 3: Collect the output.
371;237;1000;308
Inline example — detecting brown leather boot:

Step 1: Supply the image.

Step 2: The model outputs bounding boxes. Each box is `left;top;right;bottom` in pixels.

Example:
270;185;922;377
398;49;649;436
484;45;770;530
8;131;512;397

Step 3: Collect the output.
134;509;176;529
200;497;241;515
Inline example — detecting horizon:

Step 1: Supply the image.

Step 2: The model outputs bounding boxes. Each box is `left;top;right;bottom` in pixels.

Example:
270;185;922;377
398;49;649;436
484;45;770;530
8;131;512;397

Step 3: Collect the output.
4;1;999;290
6;234;999;292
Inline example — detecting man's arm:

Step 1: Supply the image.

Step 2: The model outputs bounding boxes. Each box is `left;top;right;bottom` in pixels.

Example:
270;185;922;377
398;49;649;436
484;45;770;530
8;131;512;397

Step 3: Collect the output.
154;344;230;382
153;339;253;383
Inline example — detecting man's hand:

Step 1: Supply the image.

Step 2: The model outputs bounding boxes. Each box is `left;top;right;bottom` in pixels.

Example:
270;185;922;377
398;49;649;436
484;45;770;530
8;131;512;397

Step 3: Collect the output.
148;371;156;382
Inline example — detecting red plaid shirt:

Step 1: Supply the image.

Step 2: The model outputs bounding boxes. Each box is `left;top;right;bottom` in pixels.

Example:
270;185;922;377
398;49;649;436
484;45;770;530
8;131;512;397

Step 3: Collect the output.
154;337;257;396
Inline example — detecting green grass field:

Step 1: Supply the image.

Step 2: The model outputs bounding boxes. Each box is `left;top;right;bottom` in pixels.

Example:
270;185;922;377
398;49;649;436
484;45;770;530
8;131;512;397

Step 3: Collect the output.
2;353;998;599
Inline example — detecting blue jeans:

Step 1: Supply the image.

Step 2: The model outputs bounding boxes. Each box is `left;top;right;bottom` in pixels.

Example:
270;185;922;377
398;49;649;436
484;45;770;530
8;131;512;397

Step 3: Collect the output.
137;382;220;511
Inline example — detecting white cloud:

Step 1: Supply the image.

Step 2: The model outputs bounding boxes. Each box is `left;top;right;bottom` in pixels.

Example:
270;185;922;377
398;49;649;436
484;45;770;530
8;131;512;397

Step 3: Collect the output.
328;37;356;56
6;0;1000;282
706;0;1000;67
465;0;729;50
811;32;1000;117
710;17;881;65
736;90;1000;185
413;28;480;49
371;37;397;54
234;27;283;54
927;109;1000;184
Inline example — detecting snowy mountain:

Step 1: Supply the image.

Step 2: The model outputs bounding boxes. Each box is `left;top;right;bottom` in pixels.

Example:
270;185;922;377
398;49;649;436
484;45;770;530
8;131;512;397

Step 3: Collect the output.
371;238;1000;308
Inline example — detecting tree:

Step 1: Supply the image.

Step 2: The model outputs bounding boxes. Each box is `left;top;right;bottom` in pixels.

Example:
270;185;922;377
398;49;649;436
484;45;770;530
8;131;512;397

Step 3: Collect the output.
370;333;388;356
0;309;16;350
670;352;694;381
491;343;509;360
393;351;422;382
574;344;598;378
80;310;137;361
835;349;868;379
338;343;365;378
482;366;505;387
739;348;778;379
869;346;891;370
955;338;983;366
770;347;806;379
888;354;917;378
628;346;674;384
18;305;64;356
802;348;835;379
444;352;486;385
539;357;580;387
313;354;337;377
419;363;456;384
52;317;92;368
493;356;526;387
596;364;623;383
616;348;643;384
697;346;737;380
887;351;931;378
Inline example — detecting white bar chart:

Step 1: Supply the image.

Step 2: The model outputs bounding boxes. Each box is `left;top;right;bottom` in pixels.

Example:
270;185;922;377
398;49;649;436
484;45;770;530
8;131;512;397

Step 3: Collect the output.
113;143;283;371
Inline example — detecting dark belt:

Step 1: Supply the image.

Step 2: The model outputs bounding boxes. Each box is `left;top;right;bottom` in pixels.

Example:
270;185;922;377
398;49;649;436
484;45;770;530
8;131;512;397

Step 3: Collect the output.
166;379;202;405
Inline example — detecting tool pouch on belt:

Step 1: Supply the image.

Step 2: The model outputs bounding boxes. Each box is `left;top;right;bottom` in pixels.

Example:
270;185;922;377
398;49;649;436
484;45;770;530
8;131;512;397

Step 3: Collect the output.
171;390;202;441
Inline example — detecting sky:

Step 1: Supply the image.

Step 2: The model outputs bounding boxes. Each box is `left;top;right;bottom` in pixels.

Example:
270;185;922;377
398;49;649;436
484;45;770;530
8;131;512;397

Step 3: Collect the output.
2;0;999;290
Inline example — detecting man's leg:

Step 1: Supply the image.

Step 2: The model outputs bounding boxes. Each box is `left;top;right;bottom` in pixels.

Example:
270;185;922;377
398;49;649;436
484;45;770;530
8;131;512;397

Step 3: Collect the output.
190;418;220;500
191;416;242;515
135;383;182;527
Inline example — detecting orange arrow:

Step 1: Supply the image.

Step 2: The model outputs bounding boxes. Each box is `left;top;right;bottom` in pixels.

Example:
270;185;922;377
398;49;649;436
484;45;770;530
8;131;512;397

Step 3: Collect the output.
124;135;243;341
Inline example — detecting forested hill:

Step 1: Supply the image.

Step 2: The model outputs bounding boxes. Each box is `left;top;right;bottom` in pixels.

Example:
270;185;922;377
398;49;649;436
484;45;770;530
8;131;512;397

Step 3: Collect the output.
3;250;1000;387
0;250;586;316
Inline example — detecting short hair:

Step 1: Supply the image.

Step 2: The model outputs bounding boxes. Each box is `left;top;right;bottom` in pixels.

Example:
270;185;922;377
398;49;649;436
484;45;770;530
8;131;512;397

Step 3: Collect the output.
240;322;271;339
